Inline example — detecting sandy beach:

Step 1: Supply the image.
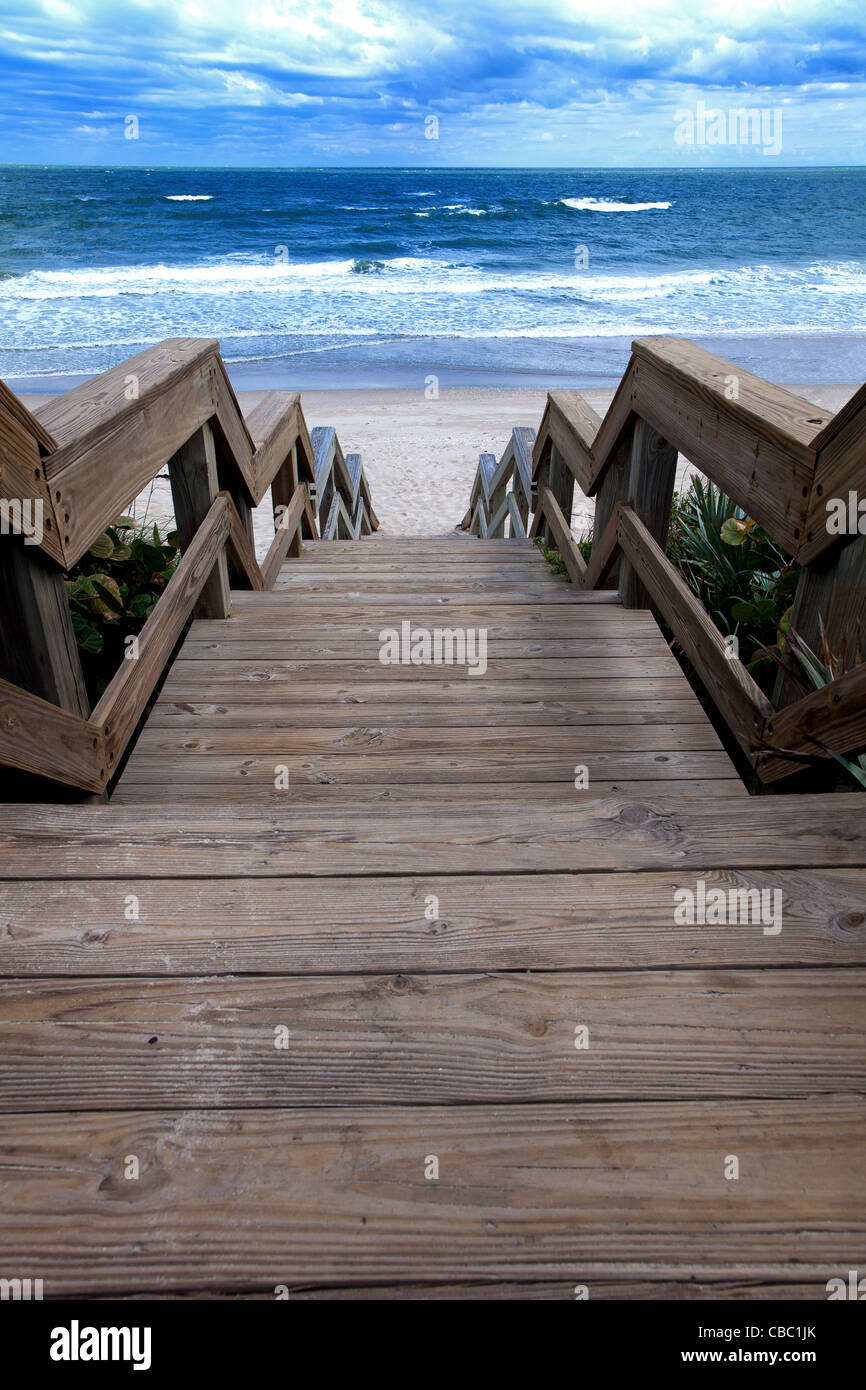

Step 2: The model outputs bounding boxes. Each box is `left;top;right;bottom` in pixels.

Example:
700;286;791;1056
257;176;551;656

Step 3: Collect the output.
21;382;858;555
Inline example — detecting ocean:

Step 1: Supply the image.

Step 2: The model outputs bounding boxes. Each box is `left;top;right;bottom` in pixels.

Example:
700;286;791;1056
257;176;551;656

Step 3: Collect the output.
1;165;865;390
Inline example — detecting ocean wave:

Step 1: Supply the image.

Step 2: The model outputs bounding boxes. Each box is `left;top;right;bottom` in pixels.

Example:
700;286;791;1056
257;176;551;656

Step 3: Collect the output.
561;197;672;212
165;194;213;202
6;258;866;303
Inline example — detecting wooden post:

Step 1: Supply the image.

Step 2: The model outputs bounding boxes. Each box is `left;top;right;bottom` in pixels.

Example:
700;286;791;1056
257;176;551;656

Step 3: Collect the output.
0;537;90;716
773;534;866;707
590;434;632;588
271;443;303;558
539;443;575;549
167;422;230;619
617;419;678;608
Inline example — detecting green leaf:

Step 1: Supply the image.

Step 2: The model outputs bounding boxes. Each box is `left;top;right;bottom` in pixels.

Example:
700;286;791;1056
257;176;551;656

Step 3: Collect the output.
140;544;168;571
114;516;137;530
720;516;750;546
88;533;115;560
129;592;155;617
72;618;104;654
89;573;125;619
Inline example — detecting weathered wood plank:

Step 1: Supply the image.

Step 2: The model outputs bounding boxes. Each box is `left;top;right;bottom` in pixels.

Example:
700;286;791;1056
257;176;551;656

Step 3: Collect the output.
0;676;104;792
758;660;866;782
0;540;90;716
155;675;746;705
227;598;624;621
2;969;862;1110
178;638;668;662
629;342;818;555
117;748;737;788
225;495;265;591
160;657;683;685
529;486;587;585
3;866;856;976
168;421;231;620
618;418;679;609
1;795;861;877
41;342;229;567
131;723;726;756
1;1100;863;1290
243;391;300;498
615;506;774;752
260;484;318;589
145;699;707;729
0;385;63;564
801;382;866;563
114;776;746;804
157;1280;828;1301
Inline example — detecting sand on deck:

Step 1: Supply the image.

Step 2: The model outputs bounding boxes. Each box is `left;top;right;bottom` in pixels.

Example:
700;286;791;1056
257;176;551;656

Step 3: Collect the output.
20;384;857;553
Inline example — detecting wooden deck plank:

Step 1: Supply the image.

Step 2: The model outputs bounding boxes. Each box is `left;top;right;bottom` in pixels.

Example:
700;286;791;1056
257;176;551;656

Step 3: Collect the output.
264;587;620;604
226;600;631;622
1;796;862;877
116;750;740;788
193;615;661;639
130;724;728;755
4;867;858;976
158;657;684;683
1;969;863;1111
179;639;668;662
112;778;748;805
145;699;710;730
157;676;705;704
1;1100;863;1291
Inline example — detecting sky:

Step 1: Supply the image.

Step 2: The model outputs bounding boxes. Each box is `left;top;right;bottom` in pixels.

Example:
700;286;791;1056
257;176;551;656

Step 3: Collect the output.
0;0;864;166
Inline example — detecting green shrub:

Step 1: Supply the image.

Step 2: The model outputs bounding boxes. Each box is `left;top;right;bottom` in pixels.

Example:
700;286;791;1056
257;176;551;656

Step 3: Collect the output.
666;478;798;690
66;517;180;699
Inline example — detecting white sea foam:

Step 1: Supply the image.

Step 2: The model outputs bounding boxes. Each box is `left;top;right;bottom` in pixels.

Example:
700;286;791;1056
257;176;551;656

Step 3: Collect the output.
561;197;672;212
5;258;865;304
165;194;213;202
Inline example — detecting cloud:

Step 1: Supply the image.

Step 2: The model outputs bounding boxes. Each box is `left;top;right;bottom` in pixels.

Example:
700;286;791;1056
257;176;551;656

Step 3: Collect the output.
0;0;863;163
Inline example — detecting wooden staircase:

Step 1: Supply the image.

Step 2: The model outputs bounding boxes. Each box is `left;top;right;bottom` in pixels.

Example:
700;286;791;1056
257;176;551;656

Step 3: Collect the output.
113;534;743;803
3;534;866;1298
1;336;866;1299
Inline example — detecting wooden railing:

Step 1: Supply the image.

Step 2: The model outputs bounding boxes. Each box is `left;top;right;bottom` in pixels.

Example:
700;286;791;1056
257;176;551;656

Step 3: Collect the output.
0;338;376;794
462;336;866;786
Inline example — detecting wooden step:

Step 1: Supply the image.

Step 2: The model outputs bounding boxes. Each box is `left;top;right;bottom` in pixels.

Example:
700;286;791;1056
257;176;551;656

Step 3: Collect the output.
2;796;864;877
2;1100;863;1292
4;868;862;977
2;968;864;1111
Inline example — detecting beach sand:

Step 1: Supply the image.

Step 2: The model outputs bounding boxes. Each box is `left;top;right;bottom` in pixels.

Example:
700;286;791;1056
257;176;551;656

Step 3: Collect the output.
21;383;858;554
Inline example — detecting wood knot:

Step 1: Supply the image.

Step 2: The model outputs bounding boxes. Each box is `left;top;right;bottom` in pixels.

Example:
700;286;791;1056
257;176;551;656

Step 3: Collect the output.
833;911;865;932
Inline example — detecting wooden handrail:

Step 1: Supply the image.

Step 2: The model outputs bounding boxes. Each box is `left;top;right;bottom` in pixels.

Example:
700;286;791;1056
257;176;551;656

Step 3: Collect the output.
464;428;536;537
530;337;847;560
3;338;374;569
465;341;866;786
0;339;378;785
92;493;237;772
528;486;587;585
0;675;106;793
0;472;329;794
756;660;866;783
261;483;318;589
